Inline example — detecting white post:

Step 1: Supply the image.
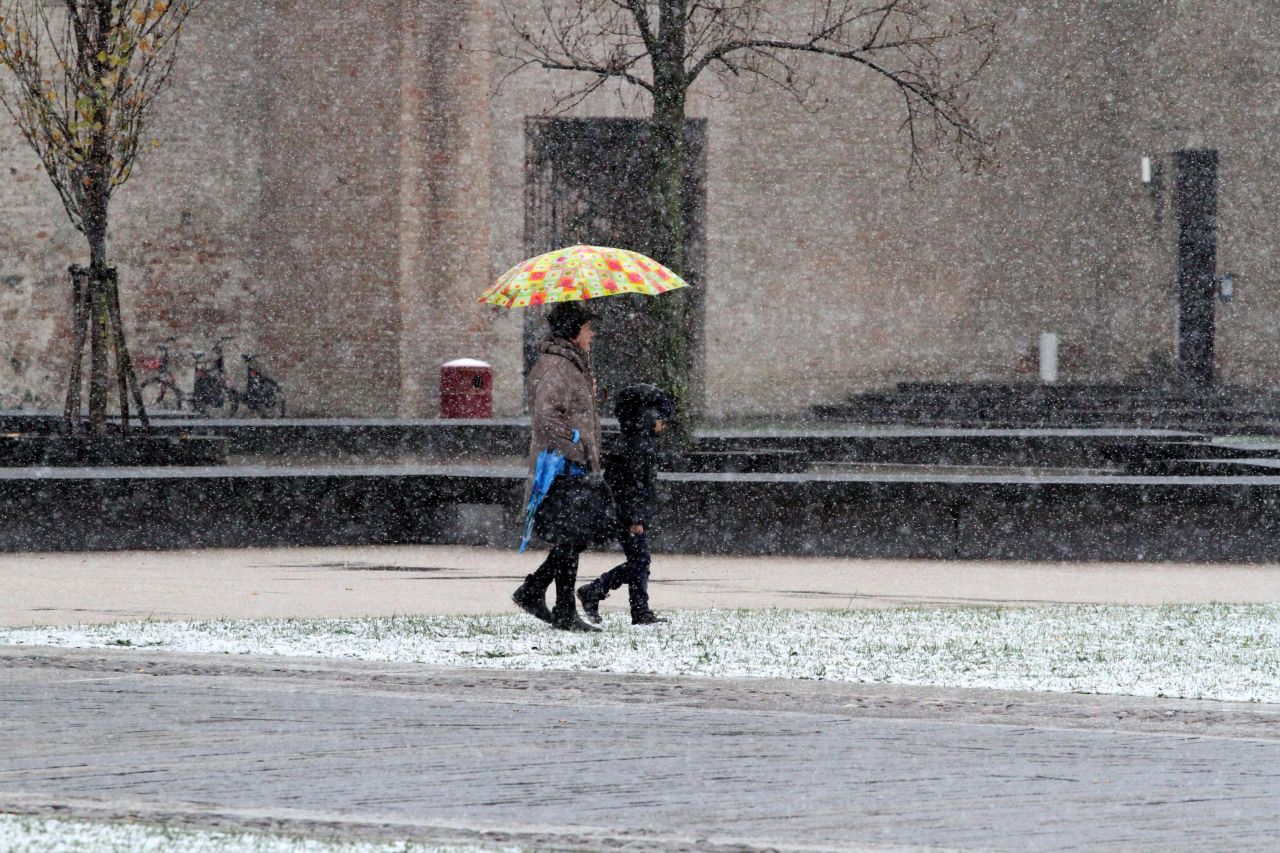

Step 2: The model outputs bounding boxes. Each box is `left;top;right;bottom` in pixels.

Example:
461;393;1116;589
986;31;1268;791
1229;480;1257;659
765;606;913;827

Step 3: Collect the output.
1039;332;1059;384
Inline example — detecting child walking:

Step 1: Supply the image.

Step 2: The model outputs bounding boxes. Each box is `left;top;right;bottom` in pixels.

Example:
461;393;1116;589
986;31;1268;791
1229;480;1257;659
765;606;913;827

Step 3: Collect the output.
577;383;673;625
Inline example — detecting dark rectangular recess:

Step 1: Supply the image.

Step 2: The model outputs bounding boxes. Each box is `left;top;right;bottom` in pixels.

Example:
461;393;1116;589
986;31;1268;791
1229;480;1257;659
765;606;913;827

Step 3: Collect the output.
1174;149;1218;386
523;117;707;411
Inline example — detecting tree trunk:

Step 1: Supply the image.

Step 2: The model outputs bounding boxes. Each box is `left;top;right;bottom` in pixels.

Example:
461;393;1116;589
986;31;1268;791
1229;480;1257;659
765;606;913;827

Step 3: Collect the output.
106;269;150;432
106;269;131;435
82;11;115;436
50;1;151;437
76;114;148;435
86;231;111;434
63;267;90;435
648;0;693;438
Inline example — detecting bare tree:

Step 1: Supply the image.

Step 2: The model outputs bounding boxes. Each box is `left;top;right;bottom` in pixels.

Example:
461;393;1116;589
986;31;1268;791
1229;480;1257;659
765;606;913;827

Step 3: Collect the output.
498;0;1001;426
0;0;200;435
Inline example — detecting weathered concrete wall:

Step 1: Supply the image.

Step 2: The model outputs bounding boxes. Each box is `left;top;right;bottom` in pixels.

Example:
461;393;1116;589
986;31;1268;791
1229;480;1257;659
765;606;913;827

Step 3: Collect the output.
0;2;496;417
3;1;1280;419
253;0;404;415
485;0;1280;418
397;2;499;417
0;1;266;411
1128;2;1280;388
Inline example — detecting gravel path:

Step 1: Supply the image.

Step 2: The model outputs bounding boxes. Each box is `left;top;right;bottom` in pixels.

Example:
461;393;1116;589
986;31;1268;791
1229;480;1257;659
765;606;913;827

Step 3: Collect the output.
3;647;1280;851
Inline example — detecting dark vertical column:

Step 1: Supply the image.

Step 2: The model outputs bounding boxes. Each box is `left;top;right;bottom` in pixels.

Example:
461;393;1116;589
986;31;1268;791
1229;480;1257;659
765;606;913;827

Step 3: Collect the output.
1174;149;1218;385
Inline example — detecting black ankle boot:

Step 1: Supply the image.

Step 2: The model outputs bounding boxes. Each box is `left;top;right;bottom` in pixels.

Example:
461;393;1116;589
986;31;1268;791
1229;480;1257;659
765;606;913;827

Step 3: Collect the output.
628;581;662;625
552;610;601;632
512;579;552;624
577;583;605;624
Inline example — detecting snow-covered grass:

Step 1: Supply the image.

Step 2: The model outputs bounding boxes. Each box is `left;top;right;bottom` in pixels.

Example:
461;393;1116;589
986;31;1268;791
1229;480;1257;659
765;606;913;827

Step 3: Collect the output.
0;813;513;853
4;605;1280;703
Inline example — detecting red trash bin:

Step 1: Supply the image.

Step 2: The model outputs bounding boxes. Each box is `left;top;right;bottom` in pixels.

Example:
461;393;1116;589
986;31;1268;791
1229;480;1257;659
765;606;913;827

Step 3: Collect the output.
440;358;493;418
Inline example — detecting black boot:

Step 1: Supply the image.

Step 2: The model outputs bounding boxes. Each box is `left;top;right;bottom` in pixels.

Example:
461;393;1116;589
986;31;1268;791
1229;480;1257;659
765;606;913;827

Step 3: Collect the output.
631;610;667;625
552;595;601;632
550;550;599;633
577;582;606;624
629;578;665;625
512;577;552;624
552;611;602;632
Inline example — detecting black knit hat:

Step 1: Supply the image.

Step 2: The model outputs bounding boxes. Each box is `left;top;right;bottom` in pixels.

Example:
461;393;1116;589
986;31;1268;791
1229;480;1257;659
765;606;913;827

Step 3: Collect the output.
547;301;595;340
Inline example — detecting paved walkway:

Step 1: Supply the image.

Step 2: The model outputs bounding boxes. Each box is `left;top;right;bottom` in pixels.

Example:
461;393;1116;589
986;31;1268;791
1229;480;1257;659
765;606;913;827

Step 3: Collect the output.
3;648;1279;851
3;544;1279;627
6;547;1280;848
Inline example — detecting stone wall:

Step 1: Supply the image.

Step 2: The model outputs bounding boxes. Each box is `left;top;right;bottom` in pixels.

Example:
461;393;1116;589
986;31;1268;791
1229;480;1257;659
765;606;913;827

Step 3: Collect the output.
0;1;267;412
2;1;1280;420
485;0;1280;418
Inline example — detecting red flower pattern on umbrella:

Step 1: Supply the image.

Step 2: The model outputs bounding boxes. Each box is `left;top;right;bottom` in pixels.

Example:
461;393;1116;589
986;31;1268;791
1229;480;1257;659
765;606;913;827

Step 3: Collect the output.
479;244;690;309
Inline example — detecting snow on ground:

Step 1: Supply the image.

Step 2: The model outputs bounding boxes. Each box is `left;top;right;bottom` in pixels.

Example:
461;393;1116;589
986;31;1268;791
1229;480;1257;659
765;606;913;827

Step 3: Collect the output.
0;814;514;853
3;605;1279;703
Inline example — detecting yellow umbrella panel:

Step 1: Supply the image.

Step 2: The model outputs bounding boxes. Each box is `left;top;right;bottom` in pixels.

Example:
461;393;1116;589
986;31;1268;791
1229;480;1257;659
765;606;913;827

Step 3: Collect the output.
479;245;689;308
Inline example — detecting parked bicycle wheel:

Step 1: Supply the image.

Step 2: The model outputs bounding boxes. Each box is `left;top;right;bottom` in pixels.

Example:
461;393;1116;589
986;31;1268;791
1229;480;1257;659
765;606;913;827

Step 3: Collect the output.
193;396;237;418
257;380;285;418
140;377;184;411
244;390;285;418
241;377;285;417
189;375;236;417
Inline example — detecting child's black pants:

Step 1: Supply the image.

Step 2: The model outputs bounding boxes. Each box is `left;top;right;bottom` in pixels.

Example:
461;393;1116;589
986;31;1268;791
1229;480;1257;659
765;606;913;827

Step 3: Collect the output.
593;530;652;614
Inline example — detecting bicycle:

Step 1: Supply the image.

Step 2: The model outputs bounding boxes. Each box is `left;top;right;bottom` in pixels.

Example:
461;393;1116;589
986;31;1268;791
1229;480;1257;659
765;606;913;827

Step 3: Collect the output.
189;336;237;417
139;338;185;411
235;353;286;418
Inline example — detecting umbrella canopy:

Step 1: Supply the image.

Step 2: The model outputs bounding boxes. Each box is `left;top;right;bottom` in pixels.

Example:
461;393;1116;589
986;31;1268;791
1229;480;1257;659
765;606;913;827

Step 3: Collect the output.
479;244;689;308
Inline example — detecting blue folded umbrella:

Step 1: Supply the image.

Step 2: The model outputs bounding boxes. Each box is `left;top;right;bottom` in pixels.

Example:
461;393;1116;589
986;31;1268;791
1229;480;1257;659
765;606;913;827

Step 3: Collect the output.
519;448;566;553
519;429;580;552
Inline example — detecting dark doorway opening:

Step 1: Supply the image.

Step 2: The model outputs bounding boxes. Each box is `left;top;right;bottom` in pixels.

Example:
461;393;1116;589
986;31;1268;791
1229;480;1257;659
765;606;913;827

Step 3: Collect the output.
523;117;707;410
1174;148;1218;386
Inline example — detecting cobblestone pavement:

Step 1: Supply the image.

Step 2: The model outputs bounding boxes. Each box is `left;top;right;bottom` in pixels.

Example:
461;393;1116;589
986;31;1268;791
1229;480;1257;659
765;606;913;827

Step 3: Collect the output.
4;544;1279;627
3;648;1280;851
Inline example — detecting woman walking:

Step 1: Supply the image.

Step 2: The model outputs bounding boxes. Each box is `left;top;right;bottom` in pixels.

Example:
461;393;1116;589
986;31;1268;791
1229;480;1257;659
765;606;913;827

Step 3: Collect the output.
511;301;605;632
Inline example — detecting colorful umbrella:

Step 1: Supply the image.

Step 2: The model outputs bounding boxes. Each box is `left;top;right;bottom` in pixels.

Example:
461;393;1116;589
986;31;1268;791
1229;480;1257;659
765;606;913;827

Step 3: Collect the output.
479;244;689;308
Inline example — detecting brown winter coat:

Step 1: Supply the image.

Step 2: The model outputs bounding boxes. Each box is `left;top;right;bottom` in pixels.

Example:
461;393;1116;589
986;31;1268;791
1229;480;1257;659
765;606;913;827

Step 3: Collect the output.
527;335;603;477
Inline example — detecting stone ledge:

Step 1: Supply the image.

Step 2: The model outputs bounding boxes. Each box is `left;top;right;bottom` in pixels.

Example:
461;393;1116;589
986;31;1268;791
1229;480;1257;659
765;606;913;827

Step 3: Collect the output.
3;465;1280;560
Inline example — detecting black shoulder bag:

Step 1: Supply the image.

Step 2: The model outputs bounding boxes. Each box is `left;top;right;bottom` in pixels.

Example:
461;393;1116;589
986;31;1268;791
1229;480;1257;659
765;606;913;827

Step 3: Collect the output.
534;473;617;549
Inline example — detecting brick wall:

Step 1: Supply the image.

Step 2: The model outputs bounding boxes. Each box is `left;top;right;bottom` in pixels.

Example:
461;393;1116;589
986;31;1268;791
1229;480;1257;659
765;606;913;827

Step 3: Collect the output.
4;1;1280;420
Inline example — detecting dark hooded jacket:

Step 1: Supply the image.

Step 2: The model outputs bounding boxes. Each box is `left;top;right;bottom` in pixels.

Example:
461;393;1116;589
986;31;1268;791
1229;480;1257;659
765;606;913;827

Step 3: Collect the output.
604;385;673;529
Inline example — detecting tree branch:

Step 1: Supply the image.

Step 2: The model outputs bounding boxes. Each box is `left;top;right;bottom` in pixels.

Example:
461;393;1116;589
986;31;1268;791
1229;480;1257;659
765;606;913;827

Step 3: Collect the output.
495;0;1000;177
682;1;999;175
493;0;655;109
0;0;203;229
625;0;658;57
